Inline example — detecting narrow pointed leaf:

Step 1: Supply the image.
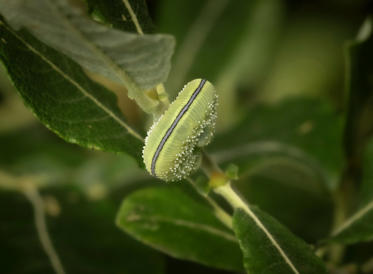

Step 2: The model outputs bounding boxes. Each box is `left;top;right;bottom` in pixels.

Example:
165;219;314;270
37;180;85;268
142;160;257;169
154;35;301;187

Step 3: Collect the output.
344;18;373;160
329;18;373;245
331;141;373;244
116;186;244;271
341;17;373;199
233;207;327;274
0;20;143;162
0;0;175;112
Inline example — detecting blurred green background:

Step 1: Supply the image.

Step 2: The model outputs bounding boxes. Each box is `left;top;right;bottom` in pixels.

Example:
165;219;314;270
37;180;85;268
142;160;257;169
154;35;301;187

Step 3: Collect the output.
1;0;372;273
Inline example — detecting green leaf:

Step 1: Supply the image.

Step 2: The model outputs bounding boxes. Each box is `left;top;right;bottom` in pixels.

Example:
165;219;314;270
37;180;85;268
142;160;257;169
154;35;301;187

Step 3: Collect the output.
212;98;344;185
160;0;283;96
0;186;166;274
86;0;154;33
0;124;147;196
260;17;350;103
343;18;373;161
0;20;144;162
116;186;244;271
233;207;327;274
0;0;175;113
210;98;339;242
0;66;36;133
340;17;373;201
329;18;373;245
235;157;333;242
359;139;373;208
0;125;89;187
331;141;373;244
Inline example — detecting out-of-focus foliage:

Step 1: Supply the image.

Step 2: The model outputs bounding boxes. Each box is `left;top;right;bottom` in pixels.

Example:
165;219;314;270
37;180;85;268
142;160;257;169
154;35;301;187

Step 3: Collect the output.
116;186;244;271
0;0;372;273
329;17;373;245
0;186;166;274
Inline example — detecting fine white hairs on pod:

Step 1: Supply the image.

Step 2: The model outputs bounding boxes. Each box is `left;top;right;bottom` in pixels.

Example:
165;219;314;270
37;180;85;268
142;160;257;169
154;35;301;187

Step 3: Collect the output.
143;79;218;182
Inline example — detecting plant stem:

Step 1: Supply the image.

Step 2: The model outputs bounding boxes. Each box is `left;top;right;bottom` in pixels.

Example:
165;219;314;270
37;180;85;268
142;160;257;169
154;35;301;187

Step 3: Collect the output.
21;182;66;274
213;183;246;210
328;166;360;264
187;177;233;229
328;133;364;264
208;197;233;229
152;84;170;120
156;83;170;108
121;0;170;115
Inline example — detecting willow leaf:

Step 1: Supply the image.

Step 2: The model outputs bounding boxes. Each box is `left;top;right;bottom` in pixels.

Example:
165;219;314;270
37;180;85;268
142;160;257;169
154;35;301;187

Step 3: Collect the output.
344;18;373;159
116;186;244;271
0;19;143;162
0;0;175;113
233;207;327;274
328;18;373;245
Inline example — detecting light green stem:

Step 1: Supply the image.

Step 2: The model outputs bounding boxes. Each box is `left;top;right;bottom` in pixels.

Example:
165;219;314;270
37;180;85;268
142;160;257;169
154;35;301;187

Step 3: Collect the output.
21;182;66;274
186;178;232;229
199;150;299;274
121;0;170;116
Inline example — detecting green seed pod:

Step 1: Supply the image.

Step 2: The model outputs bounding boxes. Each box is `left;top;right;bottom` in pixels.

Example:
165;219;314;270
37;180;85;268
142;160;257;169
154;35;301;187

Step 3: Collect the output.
143;79;218;182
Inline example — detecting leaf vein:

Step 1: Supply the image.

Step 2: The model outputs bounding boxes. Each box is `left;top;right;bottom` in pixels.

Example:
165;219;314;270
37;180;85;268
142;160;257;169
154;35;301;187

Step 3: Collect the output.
129;215;237;242
1;23;143;141
333;200;373;236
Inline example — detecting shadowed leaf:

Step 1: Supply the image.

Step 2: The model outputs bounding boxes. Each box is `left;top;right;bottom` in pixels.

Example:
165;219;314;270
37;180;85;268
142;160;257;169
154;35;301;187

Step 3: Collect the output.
233;207;327;274
0;20;144;162
116;186;244;271
330;18;373;245
86;0;154;33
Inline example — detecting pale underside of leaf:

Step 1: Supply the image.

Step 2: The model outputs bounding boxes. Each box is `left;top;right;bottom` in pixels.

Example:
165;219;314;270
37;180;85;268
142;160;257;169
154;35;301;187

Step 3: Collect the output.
0;0;175;113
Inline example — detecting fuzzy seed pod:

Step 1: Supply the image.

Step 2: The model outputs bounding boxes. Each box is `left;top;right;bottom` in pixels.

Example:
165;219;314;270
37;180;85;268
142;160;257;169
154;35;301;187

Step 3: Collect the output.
143;79;218;182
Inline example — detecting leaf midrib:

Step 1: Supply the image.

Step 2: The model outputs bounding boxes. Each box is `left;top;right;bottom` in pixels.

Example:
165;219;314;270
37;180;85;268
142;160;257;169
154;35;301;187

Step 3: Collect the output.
239;207;300;274
122;0;144;35
333;200;373;236
218;184;300;274
46;0;141;96
1;22;143;141
127;214;238;242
